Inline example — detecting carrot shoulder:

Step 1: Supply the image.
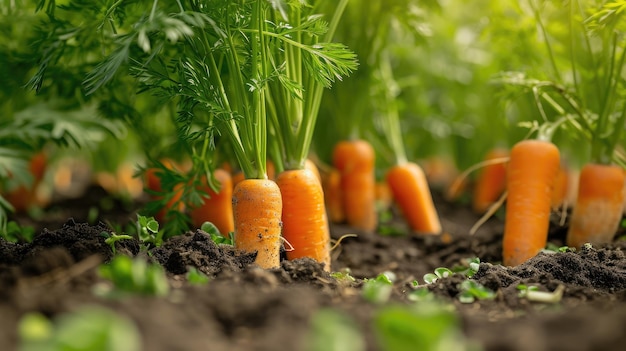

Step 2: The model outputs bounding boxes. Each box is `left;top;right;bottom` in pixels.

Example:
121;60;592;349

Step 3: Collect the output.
566;163;625;248
276;169;331;271
233;178;282;269
189;169;234;236
332;139;377;231
386;162;441;234
502;139;560;266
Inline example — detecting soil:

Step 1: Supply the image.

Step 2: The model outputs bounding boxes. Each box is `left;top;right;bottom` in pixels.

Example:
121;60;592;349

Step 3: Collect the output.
2;187;626;351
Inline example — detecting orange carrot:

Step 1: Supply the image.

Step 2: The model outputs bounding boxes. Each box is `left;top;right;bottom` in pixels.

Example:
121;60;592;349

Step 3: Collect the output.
566;163;625;248
276;169;331;270
502;139;560;266
233;178;282;269
322;168;345;223
472;148;508;214
386;162;442;234
4;151;49;212
332;139;377;231
304;159;322;184
189;169;234;235
550;161;569;209
143;159;185;222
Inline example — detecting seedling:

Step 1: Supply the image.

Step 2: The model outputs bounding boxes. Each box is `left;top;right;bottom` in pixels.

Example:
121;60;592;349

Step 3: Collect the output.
374;303;478;351
517;284;565;304
96;256;169;297
362;272;395;304
0;220;35;243
18;307;141;351
423;257;481;284
457;280;496;304
305;309;365;351
100;231;133;256
135;214;163;248
330;268;357;284
201;222;233;246
186;267;210;286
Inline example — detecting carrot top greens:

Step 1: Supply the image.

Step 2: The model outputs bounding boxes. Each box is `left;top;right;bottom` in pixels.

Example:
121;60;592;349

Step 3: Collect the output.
495;0;626;166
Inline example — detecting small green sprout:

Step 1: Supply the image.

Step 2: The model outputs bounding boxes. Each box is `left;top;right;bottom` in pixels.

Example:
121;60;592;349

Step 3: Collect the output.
362;272;395;304
330;268;357;283
96;256;169;297
457;280;495;304
423;258;481;284
1;221;35;243
517;284;565;303
543;243;571;253
186;267;210;286
423;268;453;284
135;214;163;247
408;287;436;302
375;303;477;351
19;307;141;351
201;222;234;245
101;231;133;255
305;309;365;351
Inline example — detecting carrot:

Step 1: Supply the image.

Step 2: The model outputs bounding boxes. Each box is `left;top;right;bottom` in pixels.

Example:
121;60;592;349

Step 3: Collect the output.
472;148;508;214
502;139;560;266
233;178;282;269
550;161;570;209
322;168;345;223
276;169;331;270
143;159;185;222
565;163;625;248
386;162;442;234
4;151;49;212
189;169;234;235
305;159;322;184
332;139;377;231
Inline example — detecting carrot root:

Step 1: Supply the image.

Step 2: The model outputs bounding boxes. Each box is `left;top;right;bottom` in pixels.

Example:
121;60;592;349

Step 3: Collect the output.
566;163;625;248
386;162;441;234
502;140;560;266
277;169;331;271
233;178;282;269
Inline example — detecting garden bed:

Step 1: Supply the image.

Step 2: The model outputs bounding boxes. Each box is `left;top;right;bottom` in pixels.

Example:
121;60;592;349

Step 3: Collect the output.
2;189;626;351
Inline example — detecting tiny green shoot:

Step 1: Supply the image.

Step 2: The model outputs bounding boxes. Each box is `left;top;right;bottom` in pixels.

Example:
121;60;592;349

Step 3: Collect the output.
1;221;35;243
305;309;365;351
330;268;357;283
135;214;163;247
18;307;141;351
362;272;395;304
100;231;133;255
186;267;210;286
517;284;565;304
457;280;496;304
96;256;169;297
201;221;234;246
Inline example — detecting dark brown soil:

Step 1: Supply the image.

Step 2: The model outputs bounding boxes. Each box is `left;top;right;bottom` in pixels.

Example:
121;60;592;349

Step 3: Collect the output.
2;190;626;351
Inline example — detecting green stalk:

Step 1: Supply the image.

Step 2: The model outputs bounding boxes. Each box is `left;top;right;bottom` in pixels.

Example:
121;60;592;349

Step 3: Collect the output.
378;52;407;165
295;0;350;168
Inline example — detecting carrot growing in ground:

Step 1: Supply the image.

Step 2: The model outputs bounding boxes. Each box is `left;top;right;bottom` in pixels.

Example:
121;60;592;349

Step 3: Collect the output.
322;168;345;223
265;0;356;270
4;151;49;213
567;164;625;248
189;168;234;235
502;138;560;266
332;139;377;231
472;148;509;214
376;52;442;234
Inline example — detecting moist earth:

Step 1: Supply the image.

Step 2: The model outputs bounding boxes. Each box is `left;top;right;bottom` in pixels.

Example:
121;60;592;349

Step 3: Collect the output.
1;189;625;351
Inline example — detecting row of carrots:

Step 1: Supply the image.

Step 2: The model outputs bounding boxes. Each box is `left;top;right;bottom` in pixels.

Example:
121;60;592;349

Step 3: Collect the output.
5;136;624;270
